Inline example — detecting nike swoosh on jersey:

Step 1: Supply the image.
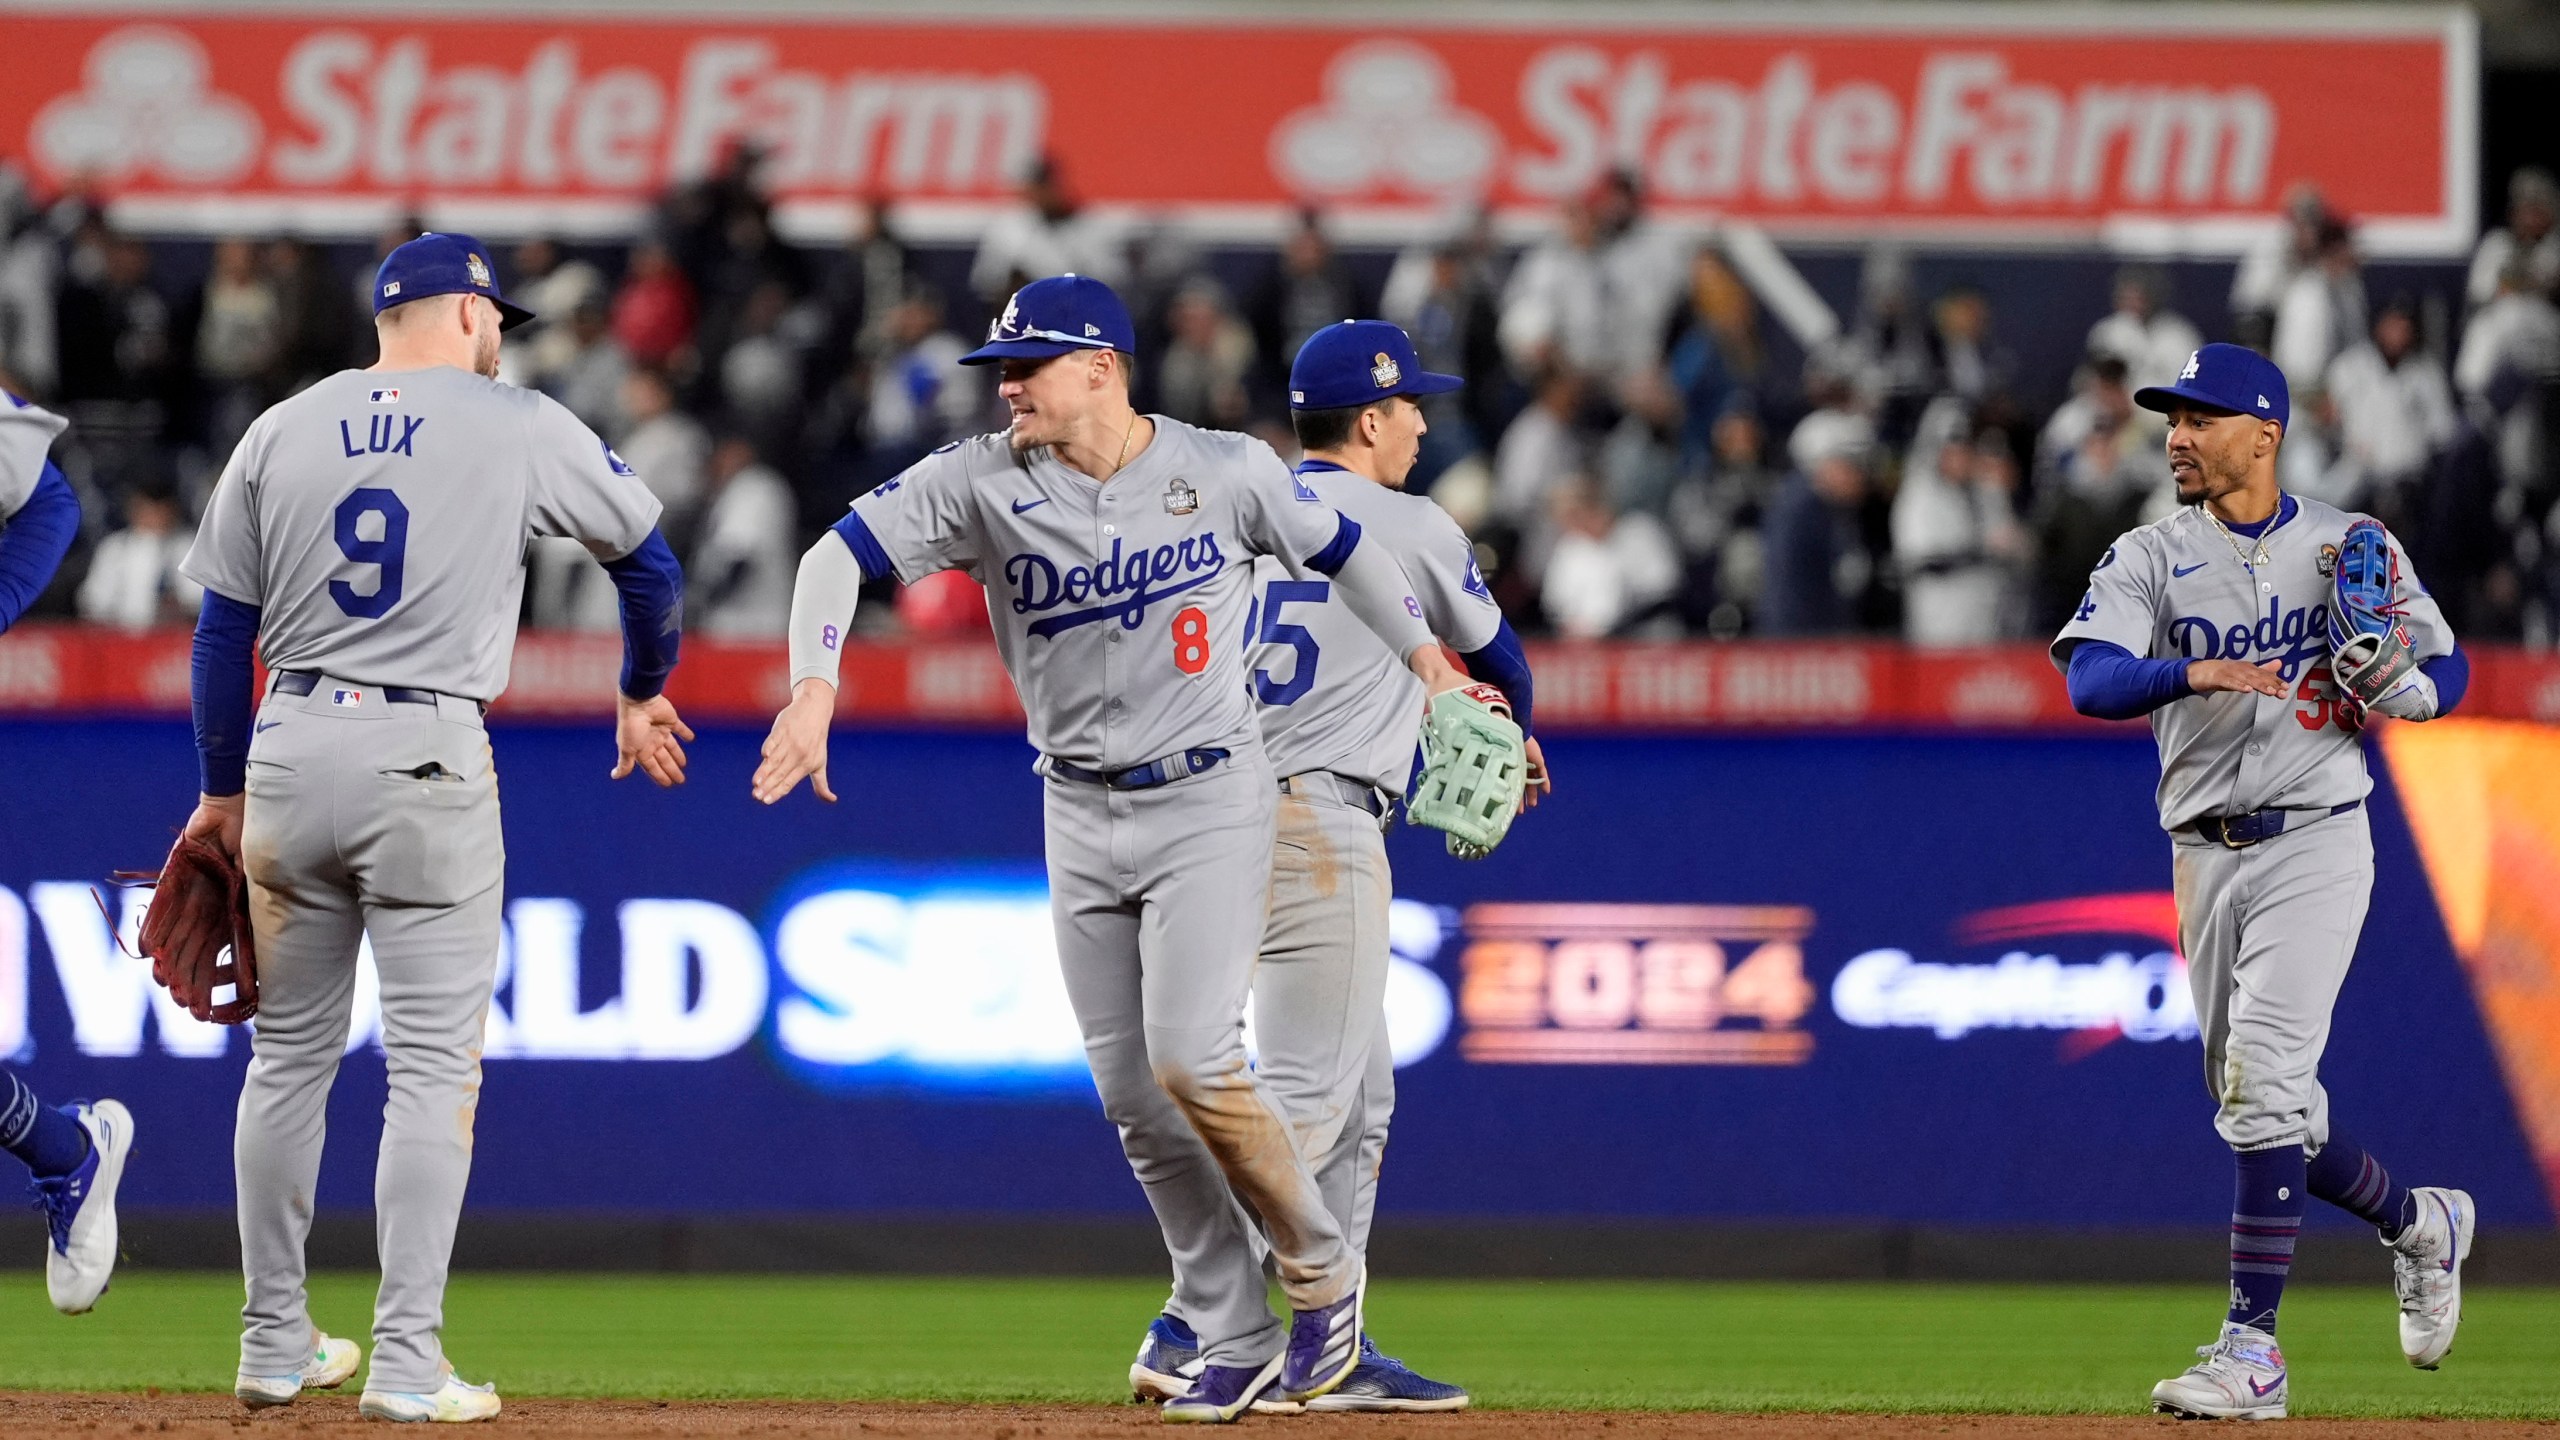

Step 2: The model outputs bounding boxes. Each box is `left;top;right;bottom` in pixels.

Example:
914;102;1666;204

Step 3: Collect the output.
2173;562;2209;577
255;720;285;733
1011;497;1049;513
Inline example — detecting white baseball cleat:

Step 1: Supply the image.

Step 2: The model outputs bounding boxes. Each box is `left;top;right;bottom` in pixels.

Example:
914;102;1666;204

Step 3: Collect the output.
359;1365;502;1423
2150;1322;2287;1420
40;1099;133;1315
236;1331;364;1408
2390;1186;2476;1369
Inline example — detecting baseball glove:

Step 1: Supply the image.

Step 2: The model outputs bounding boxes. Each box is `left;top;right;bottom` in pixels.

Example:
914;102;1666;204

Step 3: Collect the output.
2330;517;2418;728
120;833;258;1024
1408;683;1529;861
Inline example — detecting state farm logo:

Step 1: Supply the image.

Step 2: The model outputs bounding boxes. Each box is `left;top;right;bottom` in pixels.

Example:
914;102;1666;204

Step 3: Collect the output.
32;27;262;184
1458;903;1815;1065
1271;41;1502;199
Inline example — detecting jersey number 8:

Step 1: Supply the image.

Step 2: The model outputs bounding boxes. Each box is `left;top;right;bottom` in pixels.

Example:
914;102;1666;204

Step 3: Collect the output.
1170;606;1211;675
330;487;410;619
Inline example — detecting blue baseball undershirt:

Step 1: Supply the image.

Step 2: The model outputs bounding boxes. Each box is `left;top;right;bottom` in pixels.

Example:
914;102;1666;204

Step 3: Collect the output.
0;461;79;633
1460;618;1535;735
191;590;260;796
601;527;684;700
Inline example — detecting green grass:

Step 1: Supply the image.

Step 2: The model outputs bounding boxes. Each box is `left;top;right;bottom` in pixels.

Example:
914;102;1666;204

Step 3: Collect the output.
4;1273;2557;1418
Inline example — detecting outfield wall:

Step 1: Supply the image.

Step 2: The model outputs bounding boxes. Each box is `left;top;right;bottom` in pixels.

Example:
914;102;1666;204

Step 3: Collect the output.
3;714;2553;1237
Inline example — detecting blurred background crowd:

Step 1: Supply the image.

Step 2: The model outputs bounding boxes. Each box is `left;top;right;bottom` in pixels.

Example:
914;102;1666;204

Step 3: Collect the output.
5;148;2558;648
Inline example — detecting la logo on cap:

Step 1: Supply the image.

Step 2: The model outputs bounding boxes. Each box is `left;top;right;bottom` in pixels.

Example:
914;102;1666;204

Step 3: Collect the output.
2179;351;2201;380
465;252;491;287
1371;351;1401;389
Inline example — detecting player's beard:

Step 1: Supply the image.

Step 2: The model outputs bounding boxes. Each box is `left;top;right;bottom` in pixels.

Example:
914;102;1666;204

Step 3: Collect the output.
472;323;502;379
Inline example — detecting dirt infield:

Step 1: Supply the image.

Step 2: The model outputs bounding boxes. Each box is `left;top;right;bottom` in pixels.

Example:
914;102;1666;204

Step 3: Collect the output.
5;1395;2556;1438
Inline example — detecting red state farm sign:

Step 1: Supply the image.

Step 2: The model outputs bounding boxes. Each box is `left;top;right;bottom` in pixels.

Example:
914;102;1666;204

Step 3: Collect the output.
2;5;2473;251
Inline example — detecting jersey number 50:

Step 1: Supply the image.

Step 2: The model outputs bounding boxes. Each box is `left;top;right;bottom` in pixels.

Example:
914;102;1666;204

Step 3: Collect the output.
330;487;410;619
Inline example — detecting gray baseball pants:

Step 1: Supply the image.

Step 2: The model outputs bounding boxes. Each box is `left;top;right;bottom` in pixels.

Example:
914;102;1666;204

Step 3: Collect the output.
234;679;503;1393
2171;805;2373;1154
1044;749;1358;1368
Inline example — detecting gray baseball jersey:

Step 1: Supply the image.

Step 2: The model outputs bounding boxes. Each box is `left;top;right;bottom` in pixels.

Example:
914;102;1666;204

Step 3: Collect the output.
1249;465;1505;791
2049;494;2451;831
181;367;660;700
838;419;1367;769
0;391;68;519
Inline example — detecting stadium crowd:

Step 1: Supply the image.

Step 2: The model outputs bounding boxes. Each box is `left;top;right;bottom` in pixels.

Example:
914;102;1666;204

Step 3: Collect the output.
3;151;2557;648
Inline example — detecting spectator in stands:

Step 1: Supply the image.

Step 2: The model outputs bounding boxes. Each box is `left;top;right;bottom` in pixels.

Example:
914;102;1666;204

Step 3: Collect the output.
687;436;797;638
2468;167;2560;314
969;154;1126;302
1668;251;1761;470
2454;259;2560;500
76;483;199;630
1665;399;1775;636
0;162;59;397
1539;471;1681;639
1499;197;1607;385
1380;219;1505;476
696;204;808;380
1500;172;1690;397
2326;294;2458;524
501;237;607;392
1837;245;1935;444
2230;182;2332;349
612;240;699;372
862;280;977;461
2271;218;2366;389
1929;283;2012;407
1158;278;1256;432
1588;170;1694;393
718;279;810;462
1597;368;1683;518
616;367;710;548
192;237;281;455
1492;365;1587;525
266;238;360;383
1252;210;1362;385
2031;355;2154;629
55;226;173;475
816;201;916;366
1759;408;1876;636
1894;398;2026;647
545;294;632;438
2086;263;2203;391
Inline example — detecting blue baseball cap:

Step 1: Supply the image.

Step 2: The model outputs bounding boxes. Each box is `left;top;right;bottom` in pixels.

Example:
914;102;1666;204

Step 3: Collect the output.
2134;342;2289;430
372;232;534;331
959;274;1135;365
1289;319;1461;411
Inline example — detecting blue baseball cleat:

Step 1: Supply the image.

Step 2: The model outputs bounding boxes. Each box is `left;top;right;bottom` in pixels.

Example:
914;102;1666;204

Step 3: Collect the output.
1130;1312;1204;1403
1274;1264;1365;1403
1159;1355;1284;1425
1305;1334;1471;1412
35;1099;132;1315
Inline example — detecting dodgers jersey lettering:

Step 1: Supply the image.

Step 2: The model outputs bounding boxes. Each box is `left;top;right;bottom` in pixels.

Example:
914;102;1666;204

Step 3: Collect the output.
842;418;1352;769
1250;462;1503;791
181;367;660;700
0;391;68;518
2050;494;2451;830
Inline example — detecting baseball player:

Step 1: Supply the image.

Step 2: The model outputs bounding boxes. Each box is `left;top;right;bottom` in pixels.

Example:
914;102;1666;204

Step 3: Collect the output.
0;387;137;1315
754;276;1467;1423
1128;321;1544;1414
2052;344;2474;1420
178;234;692;1422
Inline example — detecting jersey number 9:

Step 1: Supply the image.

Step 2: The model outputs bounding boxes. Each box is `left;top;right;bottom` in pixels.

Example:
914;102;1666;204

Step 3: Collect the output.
330;487;410;619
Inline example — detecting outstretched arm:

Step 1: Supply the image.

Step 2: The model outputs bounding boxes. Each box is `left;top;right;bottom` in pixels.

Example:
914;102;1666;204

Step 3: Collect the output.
0;462;78;635
753;530;868;804
1307;514;1464;695
600;527;693;786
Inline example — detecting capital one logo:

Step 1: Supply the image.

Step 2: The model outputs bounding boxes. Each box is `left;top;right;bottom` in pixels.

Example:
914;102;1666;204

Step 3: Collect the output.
1269;41;1502;199
32;26;262;185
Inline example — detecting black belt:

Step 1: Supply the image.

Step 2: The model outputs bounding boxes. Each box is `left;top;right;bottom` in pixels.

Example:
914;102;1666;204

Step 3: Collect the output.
1046;748;1229;790
272;670;448;708
2192;799;2361;849
1278;771;1386;819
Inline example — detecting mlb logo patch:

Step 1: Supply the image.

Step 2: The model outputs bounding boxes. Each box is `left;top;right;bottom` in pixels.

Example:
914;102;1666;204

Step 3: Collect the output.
331;688;365;707
369;388;401;404
380;280;402;298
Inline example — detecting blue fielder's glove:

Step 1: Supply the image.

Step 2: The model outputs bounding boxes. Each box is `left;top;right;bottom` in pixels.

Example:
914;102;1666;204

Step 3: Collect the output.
2330;517;2418;727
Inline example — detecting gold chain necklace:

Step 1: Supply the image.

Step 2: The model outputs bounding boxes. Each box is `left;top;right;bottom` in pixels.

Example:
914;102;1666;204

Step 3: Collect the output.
1107;414;1137;478
2201;504;2272;572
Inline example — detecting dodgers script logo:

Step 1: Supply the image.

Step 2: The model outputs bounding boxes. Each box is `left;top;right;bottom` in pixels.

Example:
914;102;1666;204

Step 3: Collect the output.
2167;593;2336;678
1006;533;1226;638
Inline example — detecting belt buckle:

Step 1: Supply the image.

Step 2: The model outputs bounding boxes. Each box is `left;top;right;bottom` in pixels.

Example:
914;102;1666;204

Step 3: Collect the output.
2219;813;2261;849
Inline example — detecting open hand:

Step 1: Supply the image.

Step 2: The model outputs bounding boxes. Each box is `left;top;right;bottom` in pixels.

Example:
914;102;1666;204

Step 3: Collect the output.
2187;659;2289;698
613;693;695;786
752;679;839;804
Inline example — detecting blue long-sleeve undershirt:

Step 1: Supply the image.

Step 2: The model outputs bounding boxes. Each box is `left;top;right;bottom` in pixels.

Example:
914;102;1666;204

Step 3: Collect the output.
2065;639;2193;721
2420;645;2469;715
191;590;261;796
1459;617;1535;735
601;527;684;700
0;462;79;633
